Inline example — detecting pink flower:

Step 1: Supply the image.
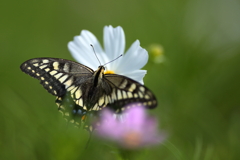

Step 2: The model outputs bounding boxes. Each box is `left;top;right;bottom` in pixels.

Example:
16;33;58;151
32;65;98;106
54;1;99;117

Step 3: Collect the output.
95;104;165;149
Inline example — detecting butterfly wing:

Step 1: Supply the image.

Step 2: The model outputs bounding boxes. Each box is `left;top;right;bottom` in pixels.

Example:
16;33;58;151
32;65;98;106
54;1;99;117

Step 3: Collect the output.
20;58;94;96
101;74;157;112
20;58;98;126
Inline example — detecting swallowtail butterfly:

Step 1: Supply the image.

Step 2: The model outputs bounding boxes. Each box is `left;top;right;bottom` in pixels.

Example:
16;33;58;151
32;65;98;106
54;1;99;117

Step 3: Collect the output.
20;58;157;126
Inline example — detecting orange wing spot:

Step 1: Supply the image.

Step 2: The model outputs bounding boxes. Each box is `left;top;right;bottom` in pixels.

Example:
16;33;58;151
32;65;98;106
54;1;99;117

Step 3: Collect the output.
81;115;87;121
104;70;115;74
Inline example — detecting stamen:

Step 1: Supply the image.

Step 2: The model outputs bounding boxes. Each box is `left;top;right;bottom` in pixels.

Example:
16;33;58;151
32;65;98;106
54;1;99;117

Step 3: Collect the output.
104;70;115;74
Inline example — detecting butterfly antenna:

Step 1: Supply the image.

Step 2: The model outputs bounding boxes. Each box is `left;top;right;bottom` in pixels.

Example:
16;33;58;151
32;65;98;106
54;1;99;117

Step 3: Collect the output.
90;44;101;65
103;54;123;66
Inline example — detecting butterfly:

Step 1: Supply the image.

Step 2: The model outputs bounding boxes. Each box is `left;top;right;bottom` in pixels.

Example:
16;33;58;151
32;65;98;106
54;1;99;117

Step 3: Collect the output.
20;58;157;126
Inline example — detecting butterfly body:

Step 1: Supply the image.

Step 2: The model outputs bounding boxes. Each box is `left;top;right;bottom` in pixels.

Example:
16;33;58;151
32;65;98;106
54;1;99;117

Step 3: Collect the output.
20;58;157;124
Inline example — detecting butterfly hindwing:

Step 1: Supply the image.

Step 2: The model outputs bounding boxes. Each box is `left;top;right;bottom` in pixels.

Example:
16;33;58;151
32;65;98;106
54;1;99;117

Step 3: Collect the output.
56;92;88;125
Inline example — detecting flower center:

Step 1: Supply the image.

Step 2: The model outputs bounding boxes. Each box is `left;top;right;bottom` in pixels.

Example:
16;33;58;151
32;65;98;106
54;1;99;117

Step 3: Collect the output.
122;131;142;149
104;70;115;74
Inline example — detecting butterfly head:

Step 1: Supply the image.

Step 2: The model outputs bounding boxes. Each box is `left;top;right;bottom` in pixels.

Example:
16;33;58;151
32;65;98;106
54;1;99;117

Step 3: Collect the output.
99;65;116;75
93;66;106;81
98;65;105;70
98;65;105;73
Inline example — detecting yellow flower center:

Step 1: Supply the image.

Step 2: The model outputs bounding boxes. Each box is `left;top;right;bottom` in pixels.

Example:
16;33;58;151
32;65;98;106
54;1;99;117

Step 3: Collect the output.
104;70;115;74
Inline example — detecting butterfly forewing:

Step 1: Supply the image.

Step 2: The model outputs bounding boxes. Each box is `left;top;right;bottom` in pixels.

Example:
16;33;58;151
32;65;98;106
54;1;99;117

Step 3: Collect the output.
20;58;94;96
21;58;96;126
104;74;157;111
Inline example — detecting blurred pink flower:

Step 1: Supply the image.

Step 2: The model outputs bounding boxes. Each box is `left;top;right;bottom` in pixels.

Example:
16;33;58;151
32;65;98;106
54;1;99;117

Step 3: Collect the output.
95;104;165;149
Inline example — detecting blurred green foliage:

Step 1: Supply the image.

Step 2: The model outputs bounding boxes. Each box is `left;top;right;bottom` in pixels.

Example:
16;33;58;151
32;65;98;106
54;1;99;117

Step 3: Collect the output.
1;0;240;159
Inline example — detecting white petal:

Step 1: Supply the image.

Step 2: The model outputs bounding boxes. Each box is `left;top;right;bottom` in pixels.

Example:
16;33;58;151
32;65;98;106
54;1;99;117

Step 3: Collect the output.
103;26;125;68
113;40;148;74
68;30;106;70
123;70;147;84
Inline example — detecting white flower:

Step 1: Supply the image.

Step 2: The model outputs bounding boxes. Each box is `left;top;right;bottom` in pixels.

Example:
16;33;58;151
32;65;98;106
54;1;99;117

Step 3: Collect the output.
68;25;148;84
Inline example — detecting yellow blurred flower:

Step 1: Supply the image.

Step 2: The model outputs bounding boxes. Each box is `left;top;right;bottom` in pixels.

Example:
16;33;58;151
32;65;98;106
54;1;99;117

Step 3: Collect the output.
148;44;165;63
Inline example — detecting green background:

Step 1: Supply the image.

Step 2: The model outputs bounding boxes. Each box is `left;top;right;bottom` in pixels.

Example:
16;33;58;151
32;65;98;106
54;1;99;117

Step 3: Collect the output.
1;0;240;159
